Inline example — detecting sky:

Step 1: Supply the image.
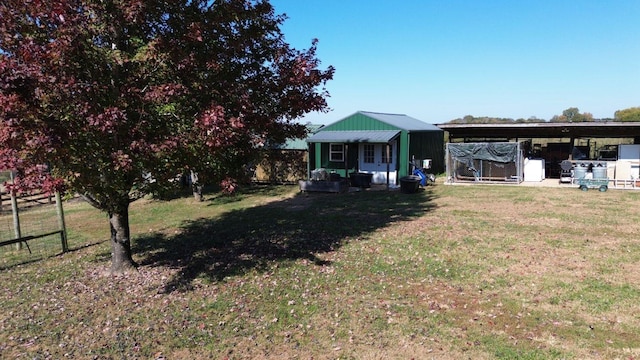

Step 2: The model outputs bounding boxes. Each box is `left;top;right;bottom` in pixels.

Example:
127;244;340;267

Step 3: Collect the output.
269;0;640;125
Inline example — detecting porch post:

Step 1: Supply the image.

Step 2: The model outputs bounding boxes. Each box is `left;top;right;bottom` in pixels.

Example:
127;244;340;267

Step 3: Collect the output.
386;143;390;190
345;144;349;179
306;142;311;179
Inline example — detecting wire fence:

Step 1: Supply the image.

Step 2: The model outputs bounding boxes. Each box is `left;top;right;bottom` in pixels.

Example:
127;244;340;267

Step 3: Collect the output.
0;171;68;269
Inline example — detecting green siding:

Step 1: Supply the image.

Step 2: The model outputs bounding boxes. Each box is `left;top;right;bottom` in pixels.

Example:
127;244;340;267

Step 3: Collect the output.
408;132;445;173
320;113;401;131
398;131;410;178
311;143;358;177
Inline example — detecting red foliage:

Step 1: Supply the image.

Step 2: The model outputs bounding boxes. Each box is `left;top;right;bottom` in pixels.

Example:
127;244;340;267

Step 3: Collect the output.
0;0;333;269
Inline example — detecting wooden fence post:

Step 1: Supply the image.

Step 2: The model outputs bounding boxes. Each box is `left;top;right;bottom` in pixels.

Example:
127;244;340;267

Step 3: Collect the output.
55;192;68;253
11;192;21;250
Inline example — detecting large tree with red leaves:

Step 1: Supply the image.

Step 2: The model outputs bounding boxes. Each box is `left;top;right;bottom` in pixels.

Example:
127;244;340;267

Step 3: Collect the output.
0;0;333;273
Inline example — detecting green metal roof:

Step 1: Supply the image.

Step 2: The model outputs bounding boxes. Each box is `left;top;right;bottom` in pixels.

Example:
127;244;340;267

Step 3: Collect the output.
321;111;443;132
358;111;442;131
277;124;324;150
306;130;400;143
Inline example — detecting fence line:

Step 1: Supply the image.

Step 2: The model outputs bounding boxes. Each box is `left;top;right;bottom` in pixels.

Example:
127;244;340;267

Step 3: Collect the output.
0;192;69;253
0;190;55;212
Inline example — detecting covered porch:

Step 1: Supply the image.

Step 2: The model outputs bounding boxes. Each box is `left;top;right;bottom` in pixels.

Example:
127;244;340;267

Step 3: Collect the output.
303;130;401;192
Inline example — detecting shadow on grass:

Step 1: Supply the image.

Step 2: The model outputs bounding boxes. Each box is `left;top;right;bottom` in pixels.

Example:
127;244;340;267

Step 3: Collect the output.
0;239;107;271
134;187;437;293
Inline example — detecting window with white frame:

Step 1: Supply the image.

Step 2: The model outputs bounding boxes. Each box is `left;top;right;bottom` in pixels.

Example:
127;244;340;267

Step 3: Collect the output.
363;144;375;163
329;143;344;162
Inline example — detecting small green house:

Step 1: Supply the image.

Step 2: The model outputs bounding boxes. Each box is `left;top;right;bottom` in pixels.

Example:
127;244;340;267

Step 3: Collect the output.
306;111;444;185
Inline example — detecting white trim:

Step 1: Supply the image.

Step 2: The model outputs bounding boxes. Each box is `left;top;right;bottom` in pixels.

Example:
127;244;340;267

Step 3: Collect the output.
329;143;344;162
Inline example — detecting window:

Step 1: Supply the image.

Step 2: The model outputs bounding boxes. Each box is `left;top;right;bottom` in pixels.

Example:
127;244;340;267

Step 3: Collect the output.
363;144;375;163
329;143;344;162
381;144;392;163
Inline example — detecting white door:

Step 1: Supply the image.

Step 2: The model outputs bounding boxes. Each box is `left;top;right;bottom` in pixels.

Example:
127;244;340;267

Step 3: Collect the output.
359;141;397;184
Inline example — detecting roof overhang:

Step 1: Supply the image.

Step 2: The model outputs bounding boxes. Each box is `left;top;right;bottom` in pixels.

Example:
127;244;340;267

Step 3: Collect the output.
306;130;401;143
437;122;640;139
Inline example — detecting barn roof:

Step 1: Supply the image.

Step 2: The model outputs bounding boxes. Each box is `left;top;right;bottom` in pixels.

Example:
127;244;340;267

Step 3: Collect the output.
437;122;640;139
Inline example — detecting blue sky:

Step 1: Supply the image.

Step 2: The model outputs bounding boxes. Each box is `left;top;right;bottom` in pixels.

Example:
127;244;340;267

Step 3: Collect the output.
270;0;640;125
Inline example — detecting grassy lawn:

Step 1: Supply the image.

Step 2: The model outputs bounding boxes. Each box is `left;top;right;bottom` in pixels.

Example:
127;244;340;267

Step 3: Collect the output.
1;182;640;359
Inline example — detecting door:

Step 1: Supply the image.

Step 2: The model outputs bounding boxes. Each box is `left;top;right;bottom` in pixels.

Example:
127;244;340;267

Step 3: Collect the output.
359;141;397;184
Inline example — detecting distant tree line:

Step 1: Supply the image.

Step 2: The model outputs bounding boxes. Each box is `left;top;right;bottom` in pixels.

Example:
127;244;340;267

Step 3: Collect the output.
448;115;545;124
614;107;640;122
448;106;640;123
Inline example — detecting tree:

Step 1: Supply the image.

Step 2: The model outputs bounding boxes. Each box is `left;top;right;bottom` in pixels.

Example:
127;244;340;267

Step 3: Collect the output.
0;0;334;273
614;107;640;122
563;107;580;122
550;107;593;123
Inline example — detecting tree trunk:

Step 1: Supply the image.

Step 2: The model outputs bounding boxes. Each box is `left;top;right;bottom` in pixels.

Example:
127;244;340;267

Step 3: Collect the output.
108;204;137;274
191;170;203;202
